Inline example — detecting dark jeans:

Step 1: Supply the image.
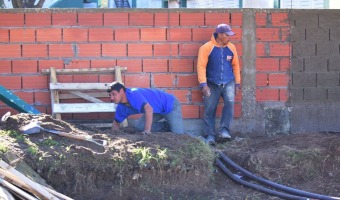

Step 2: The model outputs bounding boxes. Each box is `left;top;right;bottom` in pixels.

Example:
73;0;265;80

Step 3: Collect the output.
203;81;235;137
133;98;184;134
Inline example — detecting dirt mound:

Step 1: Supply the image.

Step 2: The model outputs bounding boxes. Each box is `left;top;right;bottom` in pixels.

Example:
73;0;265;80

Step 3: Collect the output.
0;113;215;200
214;134;340;199
1;113;340;200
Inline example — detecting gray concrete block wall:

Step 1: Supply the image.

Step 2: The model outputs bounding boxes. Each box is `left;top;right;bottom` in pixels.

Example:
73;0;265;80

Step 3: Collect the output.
317;73;339;87
328;88;340;101
304;57;327;72
292;73;317;87
317;42;339;56
329;57;340;71
291;10;340;102
290;10;340;133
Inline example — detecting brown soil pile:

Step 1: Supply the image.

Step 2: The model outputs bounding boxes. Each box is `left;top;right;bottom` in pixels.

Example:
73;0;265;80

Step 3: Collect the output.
0;113;340;200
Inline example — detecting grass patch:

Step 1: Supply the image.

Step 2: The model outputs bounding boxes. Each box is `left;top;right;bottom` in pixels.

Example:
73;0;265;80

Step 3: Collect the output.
282;146;323;181
167;140;215;178
132;146;168;167
41;136;59;147
27;145;39;156
1;129;27;143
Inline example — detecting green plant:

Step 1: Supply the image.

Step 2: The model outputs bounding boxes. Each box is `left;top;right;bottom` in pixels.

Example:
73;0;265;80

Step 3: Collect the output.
0;130;6;136
1;130;27;143
132;147;169;167
132;147;154;166
41;136;59;147
65;145;71;152
0;143;8;153
156;148;167;160
27;145;39;156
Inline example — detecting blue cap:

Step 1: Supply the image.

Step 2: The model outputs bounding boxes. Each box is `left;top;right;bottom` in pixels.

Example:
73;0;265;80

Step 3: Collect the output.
215;24;235;36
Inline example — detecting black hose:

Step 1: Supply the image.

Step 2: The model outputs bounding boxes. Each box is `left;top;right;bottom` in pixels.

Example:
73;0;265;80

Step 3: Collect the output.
216;159;308;200
218;151;340;200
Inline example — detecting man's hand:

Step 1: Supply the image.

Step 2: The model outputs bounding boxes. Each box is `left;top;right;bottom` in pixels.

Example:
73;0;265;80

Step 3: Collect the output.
140;130;151;135
111;121;120;131
202;85;211;97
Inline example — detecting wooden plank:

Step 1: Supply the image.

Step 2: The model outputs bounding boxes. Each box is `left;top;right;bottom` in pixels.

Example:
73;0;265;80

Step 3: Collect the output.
0;185;15;200
41;67;127;75
59;92;109;100
53;103;116;113
50;83;111;90
0;180;33;200
2;152;50;188
69;91;104;103
0;161;59;200
50;67;61;120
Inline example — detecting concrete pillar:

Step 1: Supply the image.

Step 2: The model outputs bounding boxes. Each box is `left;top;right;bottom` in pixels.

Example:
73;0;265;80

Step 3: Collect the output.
232;10;266;136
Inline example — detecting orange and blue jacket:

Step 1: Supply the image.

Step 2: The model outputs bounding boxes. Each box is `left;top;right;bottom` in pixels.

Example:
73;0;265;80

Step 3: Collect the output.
197;34;241;87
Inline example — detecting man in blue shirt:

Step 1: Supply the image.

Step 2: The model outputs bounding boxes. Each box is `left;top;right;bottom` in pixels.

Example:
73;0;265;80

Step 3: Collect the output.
107;81;184;134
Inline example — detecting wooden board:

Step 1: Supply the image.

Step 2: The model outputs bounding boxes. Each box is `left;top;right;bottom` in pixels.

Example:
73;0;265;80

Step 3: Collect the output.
0;185;15;200
59;92;108;100
41;67;127;74
69;91;104;103
2;152;51;188
50;67;61;119
50;83;111;90
53;103;116;113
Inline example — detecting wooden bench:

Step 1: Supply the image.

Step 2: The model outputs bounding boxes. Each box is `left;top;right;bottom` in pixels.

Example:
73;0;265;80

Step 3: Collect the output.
42;66;127;127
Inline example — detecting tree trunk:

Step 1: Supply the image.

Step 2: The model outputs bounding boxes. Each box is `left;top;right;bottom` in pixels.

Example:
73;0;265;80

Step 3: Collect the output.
11;0;46;8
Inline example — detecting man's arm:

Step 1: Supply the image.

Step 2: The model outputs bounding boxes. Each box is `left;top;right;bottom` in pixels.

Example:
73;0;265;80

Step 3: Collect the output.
143;103;153;134
197;43;212;97
197;45;209;85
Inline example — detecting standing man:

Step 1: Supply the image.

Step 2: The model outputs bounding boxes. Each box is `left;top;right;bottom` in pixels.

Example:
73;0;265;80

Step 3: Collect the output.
197;24;241;145
107;81;184;134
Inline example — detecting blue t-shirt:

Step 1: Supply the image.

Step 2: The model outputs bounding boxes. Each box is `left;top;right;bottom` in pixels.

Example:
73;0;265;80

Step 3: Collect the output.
114;88;175;123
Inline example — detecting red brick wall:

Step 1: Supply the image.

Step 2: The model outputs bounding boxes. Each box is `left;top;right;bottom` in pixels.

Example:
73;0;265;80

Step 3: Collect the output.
0;10;290;121
255;12;290;102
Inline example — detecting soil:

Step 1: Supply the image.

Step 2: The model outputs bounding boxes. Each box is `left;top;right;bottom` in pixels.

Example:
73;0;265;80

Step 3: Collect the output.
0;113;340;200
